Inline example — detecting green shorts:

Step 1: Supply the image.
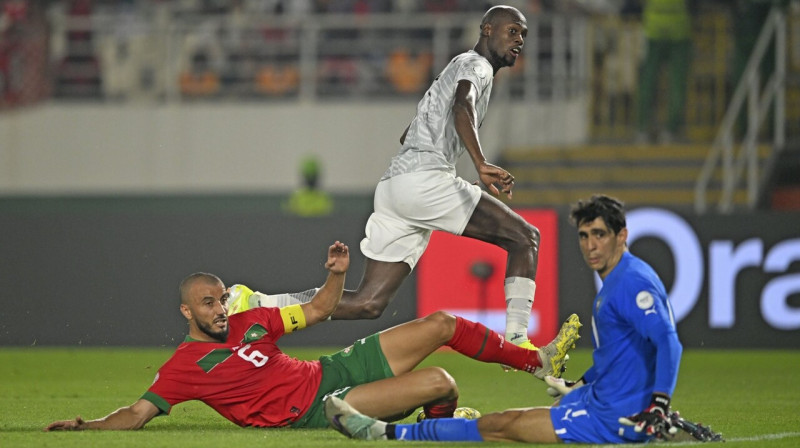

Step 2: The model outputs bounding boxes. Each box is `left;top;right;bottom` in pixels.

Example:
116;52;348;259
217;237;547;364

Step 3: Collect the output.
290;333;394;428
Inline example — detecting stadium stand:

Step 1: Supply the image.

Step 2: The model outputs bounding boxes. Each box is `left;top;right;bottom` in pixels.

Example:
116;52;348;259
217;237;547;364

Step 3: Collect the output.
1;1;797;211
499;143;772;209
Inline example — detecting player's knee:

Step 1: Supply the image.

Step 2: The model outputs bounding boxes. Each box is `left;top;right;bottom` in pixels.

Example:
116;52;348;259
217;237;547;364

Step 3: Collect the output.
530;224;541;245
359;299;389;319
345;288;393;319
422;311;457;340
426;367;458;399
513;222;540;254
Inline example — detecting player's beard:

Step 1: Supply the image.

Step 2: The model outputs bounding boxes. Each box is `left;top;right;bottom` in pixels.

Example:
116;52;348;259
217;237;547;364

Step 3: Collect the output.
198;316;229;343
489;47;516;69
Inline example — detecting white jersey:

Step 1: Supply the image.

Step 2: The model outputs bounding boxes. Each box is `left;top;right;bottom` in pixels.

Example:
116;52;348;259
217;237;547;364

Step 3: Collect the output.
381;50;494;180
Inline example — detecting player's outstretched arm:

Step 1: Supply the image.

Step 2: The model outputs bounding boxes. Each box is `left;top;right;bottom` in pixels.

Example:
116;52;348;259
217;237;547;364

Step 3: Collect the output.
300;241;349;326
44;399;159;431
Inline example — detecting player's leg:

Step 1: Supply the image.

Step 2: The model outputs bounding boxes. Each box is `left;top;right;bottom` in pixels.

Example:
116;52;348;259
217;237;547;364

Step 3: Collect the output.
342;367;458;420
477;408;561;443
366;311;527;422
332;258;411;319
377;311;558;378
326;396;561;443
333;175;429;319
461;192;540;347
375;311;456;373
226;284;320;315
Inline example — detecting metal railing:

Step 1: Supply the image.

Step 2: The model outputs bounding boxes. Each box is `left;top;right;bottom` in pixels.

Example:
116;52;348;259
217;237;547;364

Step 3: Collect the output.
694;6;787;214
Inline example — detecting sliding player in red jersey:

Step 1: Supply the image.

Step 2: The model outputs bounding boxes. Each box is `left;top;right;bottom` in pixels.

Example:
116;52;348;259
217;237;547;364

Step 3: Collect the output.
45;241;579;431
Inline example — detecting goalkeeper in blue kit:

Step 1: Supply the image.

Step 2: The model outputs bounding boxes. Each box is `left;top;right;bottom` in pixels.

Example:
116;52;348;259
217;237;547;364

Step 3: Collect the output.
325;195;722;443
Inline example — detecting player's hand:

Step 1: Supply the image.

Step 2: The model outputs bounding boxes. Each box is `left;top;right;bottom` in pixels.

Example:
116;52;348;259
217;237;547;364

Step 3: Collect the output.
476;161;514;199
544;375;583;398
44;416;86;431
325;241;350;275
618;393;678;439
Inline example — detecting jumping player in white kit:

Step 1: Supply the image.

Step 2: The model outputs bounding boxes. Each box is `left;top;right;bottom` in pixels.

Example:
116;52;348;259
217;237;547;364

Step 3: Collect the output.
335;4;572;353
230;5;580;358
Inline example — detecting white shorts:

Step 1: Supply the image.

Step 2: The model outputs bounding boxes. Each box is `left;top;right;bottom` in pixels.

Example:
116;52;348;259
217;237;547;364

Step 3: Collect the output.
360;170;482;269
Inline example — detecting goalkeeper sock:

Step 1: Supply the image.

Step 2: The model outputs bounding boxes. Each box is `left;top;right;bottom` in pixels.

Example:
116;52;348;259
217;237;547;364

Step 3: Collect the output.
446;316;541;373
388;419;483;441
504;277;536;344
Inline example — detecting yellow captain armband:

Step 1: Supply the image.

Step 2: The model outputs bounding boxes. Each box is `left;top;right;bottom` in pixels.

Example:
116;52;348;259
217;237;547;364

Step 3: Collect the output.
280;304;307;334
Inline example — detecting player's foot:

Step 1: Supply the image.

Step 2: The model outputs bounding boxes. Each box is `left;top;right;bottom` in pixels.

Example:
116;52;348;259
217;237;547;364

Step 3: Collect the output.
324;396;388;441
669;411;724;442
227;284;255;315
533;314;582;380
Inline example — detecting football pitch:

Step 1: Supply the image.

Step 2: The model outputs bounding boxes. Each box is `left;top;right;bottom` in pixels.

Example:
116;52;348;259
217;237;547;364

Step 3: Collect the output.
1;347;798;447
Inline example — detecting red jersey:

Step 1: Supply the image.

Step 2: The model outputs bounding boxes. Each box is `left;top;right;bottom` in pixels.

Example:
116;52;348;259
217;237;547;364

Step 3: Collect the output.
142;307;322;427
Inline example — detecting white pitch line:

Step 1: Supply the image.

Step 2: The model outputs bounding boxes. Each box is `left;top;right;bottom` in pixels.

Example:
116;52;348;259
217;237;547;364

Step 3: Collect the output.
584;431;800;447
725;432;800;443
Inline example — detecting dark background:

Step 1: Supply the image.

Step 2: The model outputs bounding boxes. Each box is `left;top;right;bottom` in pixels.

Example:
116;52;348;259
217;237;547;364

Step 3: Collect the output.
2;197;798;348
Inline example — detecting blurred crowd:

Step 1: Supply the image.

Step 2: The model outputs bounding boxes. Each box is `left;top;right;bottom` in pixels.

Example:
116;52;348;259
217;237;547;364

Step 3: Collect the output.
12;0;624;16
0;0;641;106
1;0;796;146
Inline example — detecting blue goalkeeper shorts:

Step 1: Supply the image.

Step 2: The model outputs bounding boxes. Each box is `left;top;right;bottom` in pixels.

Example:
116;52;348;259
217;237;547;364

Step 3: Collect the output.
550;386;652;444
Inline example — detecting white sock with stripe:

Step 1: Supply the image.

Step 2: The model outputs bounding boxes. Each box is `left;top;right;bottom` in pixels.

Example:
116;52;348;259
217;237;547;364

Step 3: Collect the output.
504;277;536;345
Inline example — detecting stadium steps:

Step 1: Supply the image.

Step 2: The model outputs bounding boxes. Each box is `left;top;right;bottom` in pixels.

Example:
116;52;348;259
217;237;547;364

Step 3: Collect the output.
498;144;772;208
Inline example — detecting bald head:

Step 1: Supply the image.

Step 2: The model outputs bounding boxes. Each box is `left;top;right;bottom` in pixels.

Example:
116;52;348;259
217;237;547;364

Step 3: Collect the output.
179;272;223;305
480;5;525;34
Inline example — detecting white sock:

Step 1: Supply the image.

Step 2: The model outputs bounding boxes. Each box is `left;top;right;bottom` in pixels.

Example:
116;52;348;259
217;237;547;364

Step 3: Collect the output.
255;288;319;308
255;288;332;320
504;277;536;344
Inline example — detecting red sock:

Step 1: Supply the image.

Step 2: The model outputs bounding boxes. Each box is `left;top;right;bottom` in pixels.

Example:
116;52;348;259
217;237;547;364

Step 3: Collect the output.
446;316;541;373
423;398;457;419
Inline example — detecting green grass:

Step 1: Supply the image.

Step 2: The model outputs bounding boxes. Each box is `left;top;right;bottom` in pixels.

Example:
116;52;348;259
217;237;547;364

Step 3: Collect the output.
1;348;799;447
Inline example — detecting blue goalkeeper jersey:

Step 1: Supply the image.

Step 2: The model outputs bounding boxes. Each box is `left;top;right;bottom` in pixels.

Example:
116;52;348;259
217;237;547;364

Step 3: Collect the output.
583;251;682;417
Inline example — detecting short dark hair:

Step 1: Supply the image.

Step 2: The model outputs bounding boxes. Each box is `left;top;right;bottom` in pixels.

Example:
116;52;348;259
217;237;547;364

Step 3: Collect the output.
179;272;223;304
569;195;626;234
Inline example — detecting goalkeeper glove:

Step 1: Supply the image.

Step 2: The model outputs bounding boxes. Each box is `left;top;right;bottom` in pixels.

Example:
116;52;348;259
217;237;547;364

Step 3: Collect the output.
618;393;678;439
544;375;584;398
669;411;725;442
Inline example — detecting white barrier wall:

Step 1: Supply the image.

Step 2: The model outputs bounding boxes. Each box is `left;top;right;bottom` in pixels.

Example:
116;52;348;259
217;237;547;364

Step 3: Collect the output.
0;98;587;194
